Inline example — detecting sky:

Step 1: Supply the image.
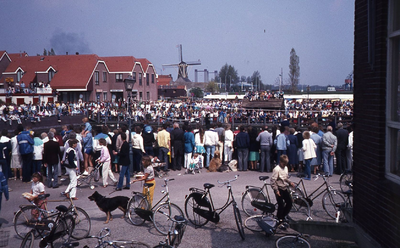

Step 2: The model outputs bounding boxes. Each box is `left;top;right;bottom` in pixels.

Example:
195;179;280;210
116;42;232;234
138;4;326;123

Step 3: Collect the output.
0;0;354;87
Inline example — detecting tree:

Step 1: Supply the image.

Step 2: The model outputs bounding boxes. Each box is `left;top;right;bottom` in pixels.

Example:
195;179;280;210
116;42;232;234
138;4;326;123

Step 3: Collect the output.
189;87;204;98
50;48;56;56
205;81;219;94
288;48;300;93
43;49;48;56
218;63;239;92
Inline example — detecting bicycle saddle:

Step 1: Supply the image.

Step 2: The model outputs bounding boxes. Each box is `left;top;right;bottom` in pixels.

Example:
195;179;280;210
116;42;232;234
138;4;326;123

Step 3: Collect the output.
203;183;215;189
259;176;269;181
144;183;154;188
56;205;69;213
38;193;50;200
174;215;186;222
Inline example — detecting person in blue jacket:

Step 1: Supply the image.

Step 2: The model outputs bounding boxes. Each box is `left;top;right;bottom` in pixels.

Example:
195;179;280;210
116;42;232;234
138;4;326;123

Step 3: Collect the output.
17;125;34;182
0;171;9;214
184;126;195;172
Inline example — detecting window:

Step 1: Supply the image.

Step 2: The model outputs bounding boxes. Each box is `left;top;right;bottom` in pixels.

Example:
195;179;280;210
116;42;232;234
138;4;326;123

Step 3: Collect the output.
152;74;155;84
103;72;107;82
139;92;143;101
96;93;101;102
386;0;400;183
95;71;99;85
132;72;136;83
116;73;123;82
48;69;55;82
17;70;23;82
139;73;142;86
146;73;149;86
103;92;107;101
147;92;150;100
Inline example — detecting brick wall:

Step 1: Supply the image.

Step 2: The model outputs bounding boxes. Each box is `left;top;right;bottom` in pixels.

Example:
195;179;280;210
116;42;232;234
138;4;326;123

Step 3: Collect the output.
354;1;400;247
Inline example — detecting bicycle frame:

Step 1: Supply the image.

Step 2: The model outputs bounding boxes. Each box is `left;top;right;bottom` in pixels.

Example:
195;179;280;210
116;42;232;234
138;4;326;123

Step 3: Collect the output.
244;180;273;203
206;183;236;215
295;175;334;204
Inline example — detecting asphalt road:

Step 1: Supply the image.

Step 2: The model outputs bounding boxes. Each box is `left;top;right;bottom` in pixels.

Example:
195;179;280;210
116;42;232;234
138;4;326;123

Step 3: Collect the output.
1;169;358;248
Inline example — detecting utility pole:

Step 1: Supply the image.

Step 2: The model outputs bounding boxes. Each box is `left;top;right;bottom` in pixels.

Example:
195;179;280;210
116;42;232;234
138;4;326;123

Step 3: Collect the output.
279;68;283;92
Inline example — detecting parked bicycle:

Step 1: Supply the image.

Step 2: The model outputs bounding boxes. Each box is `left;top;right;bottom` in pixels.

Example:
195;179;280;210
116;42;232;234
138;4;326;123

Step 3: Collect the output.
336;182;353;223
184;175;245;240
14;192;91;239
127;178;184;235
20;205;75;248
154;215;187;248
241;175;275;217
242;197;311;248
79;227;151;248
339;170;353;193
290;174;345;219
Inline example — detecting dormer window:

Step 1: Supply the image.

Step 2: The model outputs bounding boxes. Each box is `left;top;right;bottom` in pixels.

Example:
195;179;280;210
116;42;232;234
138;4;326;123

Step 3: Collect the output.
17;69;23;82
48;69;55;82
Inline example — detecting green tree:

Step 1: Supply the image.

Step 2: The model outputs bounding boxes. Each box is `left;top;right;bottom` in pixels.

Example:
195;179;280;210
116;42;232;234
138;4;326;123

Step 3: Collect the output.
43;49;47;56
50;48;56;56
250;71;262;91
288;48;300;93
189;87;204;98
205;81;219;94
218;63;238;92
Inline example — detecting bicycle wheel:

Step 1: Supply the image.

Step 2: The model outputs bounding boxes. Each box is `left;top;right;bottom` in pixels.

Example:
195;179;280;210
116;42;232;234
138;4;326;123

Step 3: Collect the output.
109;240;151;248
339;171;353;193
241;188;268;217
153;203;184;235
70;207;91;239
184;194;210;227
233;203;245;240
275;235;311;248
14;205;47;239
322;190;345;219
290;197;312;221
244;215;276;232
128;194;150;226
20;230;35;248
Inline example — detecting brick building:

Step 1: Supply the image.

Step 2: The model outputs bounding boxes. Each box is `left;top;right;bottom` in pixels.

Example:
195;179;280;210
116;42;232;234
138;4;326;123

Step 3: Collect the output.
353;1;400;247
0;51;158;103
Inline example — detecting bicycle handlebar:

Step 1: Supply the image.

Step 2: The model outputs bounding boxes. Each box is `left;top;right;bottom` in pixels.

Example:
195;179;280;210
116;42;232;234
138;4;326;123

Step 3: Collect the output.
217;175;239;186
89;227;111;239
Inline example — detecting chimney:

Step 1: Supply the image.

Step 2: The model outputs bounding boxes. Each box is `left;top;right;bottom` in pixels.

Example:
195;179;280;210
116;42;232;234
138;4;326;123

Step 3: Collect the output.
76;52;79;55
66;52;68;55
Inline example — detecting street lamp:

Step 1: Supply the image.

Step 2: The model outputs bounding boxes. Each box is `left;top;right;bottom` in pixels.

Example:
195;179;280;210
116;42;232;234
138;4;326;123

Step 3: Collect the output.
124;77;135;175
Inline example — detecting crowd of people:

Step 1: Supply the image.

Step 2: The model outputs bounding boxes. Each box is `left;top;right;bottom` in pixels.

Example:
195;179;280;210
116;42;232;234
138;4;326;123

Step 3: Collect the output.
0;94;353;127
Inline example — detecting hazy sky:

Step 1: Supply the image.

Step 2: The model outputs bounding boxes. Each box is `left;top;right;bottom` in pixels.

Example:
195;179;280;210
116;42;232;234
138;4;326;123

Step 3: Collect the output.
0;0;354;86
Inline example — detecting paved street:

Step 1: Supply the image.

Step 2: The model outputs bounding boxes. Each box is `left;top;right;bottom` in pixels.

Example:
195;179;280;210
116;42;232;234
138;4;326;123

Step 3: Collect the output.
1;169;357;247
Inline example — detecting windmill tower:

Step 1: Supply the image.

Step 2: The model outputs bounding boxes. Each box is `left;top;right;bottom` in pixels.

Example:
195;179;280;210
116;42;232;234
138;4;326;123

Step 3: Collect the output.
163;44;201;82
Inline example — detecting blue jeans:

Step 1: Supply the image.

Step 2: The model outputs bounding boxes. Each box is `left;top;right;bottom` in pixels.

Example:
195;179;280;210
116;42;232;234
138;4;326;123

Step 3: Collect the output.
117;165;130;189
322;150;334;176
237;148;249;171
47;164;59;188
204;145;215;168
304;159;312;178
132;148;142;173
260;146;271;172
145;146;154;156
158;147;169;171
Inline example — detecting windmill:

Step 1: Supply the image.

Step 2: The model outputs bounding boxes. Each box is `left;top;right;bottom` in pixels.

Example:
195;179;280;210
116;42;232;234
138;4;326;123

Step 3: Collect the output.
163;44;201;82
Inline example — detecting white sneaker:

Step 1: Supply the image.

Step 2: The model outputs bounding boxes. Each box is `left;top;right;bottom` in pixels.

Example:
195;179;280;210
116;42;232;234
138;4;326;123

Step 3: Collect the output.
82;171;89;176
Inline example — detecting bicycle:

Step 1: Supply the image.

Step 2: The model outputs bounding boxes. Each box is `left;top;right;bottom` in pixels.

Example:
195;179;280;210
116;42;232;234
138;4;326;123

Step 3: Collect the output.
335;182;353;223
291;174;345;219
14;192;91;239
154;215;187;248
241;175;275;217
184;175;245;240
242;199;311;248
77;227;151;248
127;178;184;235
20;205;75;248
339;170;353;193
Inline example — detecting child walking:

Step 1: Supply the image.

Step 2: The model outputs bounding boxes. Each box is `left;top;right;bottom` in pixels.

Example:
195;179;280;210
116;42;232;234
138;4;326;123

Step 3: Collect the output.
62;139;79;200
96;138;117;188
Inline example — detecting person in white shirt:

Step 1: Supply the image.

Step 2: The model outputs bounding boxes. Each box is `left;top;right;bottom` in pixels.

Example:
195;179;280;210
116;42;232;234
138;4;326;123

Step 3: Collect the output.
131;155;155;206
224;124;234;162
131;126;145;173
204;124;219;168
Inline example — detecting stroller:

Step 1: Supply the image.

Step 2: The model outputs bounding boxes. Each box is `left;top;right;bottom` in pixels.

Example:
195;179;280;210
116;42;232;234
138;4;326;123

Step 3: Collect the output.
151;157;169;178
77;161;103;189
186;154;202;174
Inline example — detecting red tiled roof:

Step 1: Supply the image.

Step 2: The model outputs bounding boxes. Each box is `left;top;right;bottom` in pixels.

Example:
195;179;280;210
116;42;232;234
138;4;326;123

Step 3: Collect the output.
100;56;136;72
8;52;28;61
136;58;152;73
4;54;100;90
157;74;173;86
